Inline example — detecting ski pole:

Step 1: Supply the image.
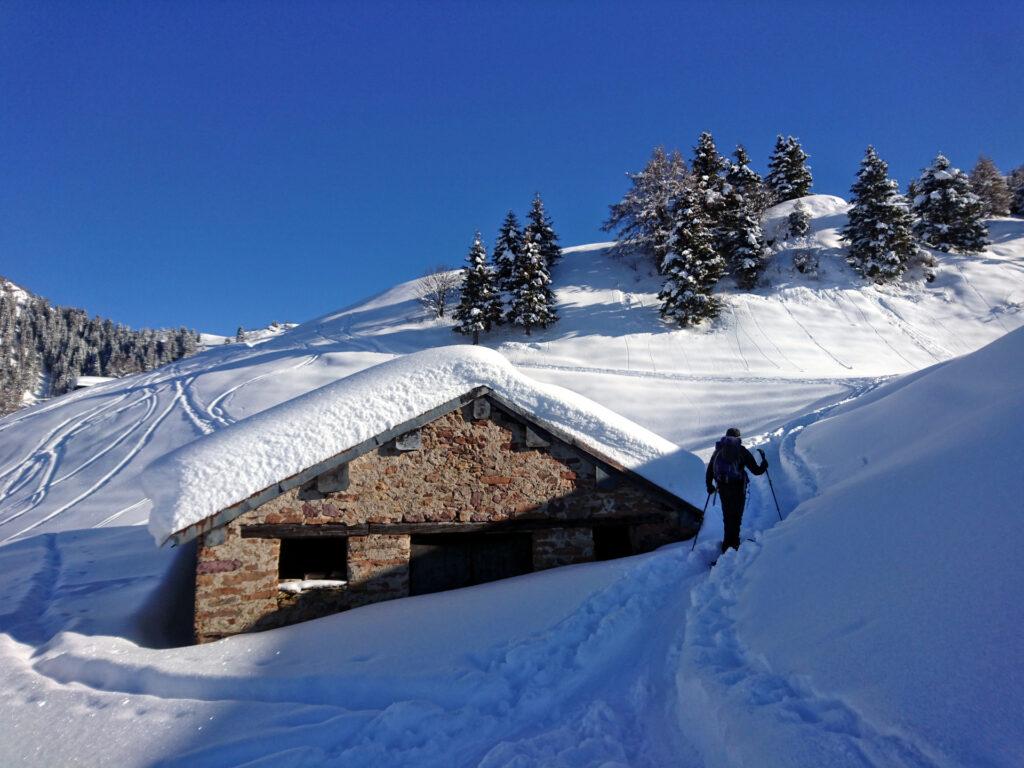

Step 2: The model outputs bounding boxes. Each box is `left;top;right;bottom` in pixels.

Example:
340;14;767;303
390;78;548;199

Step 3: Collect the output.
690;491;713;552
759;449;783;521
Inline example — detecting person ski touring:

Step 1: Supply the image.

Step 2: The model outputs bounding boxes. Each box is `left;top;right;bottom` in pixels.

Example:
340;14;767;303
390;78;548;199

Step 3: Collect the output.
705;427;768;552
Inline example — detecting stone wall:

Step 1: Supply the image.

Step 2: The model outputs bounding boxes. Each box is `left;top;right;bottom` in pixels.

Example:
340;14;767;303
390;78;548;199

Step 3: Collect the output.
193;398;689;642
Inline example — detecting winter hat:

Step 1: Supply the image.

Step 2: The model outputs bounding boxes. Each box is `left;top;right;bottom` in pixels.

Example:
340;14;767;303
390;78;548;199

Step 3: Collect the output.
726;427;741;438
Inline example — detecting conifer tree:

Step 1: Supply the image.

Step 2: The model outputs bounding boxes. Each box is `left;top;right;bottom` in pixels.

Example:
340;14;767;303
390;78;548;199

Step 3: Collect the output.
507;240;557;335
787;200;811;239
235;326;246;343
492;211;524;290
766;135;813;203
659;185;725;326
969;156;1012;216
603;146;689;270
691;132;728;225
911;154;989;252
1009;165;1024;217
727;145;770;216
842;146;918;283
524;194;561;268
720;150;768;289
453;232;502;344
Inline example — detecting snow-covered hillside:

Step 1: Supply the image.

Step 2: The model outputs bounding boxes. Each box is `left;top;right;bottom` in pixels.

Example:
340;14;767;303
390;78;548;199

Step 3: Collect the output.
0;197;1022;765
0;197;1021;542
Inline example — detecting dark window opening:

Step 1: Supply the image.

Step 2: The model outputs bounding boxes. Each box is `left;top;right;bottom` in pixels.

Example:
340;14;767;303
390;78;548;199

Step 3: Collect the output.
409;533;533;596
593;525;634;561
278;537;348;580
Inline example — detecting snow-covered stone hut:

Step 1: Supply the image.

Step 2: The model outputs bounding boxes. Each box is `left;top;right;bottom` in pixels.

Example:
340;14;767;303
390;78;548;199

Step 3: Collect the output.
146;347;705;643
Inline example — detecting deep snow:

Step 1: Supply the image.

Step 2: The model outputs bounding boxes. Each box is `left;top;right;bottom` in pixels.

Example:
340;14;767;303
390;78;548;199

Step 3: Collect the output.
0;197;1022;766
146;345;706;544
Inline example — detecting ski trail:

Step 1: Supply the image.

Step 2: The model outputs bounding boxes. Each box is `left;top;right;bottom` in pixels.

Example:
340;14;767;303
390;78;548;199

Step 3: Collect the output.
0;392;133;498
872;297;950;362
93;499;148;528
2;387;180;543
780;301;854;370
0;533;62;644
726;304;751;372
175;378;216;435
731;300;780;370
206;354;319;427
954;260;1012;333
0;391;159;528
678;376;943;768
743;301;804;373
682;546;944;768
839;292;917;368
512;360;872;388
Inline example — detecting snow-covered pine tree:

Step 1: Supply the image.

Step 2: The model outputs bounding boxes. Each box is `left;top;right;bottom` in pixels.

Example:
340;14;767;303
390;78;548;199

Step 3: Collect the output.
1009;165;1024;217
969;156;1012;216
658;184;726;326
602;146;689;271
720;151;768;289
727;145;770;216
492;210;524;290
453;232;502;344
787;200;811;239
911;154;989;252
235;326;246;343
524;194;561;268
691;132;728;226
507;239;557;335
766;135;813;203
841;146;918;283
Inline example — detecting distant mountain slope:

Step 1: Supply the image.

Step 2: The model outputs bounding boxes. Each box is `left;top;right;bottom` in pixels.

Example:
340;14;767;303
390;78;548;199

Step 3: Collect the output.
0;196;1021;540
0;277;201;415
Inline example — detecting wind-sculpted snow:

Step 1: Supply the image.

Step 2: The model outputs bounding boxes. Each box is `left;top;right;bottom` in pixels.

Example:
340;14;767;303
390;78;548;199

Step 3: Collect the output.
146;345;706;544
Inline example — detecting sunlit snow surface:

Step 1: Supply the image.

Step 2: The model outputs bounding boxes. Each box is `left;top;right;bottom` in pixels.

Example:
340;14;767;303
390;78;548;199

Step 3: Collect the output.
1;198;1023;766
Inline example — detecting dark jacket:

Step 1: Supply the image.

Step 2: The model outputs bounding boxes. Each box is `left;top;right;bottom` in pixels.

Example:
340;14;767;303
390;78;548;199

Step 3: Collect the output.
706;439;767;491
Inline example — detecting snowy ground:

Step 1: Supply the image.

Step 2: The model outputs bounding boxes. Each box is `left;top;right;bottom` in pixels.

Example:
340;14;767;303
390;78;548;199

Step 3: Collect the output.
0;198;1022;765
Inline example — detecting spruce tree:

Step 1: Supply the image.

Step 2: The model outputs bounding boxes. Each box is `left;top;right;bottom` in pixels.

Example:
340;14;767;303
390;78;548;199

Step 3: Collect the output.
766;135;813;203
524;193;561;268
969;156;1012;216
720;151;768;289
603;146;689;270
911;154;989;252
787;200;811;239
659;185;725;326
235;326;246;343
492;211;524;290
453;232;502;344
508;240;557;335
842;146;918;283
727;145;769;216
691;132;728;226
1009;165;1024;217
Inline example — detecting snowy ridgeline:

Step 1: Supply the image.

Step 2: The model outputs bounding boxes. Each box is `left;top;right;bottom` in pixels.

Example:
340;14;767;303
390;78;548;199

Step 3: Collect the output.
0;326;1021;767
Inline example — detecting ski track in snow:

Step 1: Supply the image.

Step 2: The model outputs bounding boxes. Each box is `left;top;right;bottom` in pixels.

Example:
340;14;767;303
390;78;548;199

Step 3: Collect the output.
205;353;319;427
779;299;854;371
677;375;946;768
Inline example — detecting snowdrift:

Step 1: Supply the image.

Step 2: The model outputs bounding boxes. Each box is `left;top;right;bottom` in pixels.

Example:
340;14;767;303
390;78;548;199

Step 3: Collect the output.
686;326;1024;767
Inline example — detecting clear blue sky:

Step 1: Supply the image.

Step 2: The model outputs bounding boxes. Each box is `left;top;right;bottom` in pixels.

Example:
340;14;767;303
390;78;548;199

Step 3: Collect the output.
2;1;1022;334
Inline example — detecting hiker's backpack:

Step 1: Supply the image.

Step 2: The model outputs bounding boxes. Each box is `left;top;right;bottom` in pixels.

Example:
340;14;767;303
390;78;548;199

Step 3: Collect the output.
713;436;745;485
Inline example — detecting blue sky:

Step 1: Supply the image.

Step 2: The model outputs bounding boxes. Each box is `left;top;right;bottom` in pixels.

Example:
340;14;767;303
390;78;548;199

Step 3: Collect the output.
2;1;1022;334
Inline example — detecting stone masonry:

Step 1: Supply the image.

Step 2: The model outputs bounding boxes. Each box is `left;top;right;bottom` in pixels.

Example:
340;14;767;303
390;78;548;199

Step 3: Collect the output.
193;398;690;642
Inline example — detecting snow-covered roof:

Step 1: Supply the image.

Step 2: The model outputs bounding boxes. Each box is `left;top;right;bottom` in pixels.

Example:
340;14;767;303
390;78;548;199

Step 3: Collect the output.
145;345;706;545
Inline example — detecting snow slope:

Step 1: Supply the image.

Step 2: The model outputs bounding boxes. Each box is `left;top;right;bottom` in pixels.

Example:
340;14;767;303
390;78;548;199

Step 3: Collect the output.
1;198;1021;542
0;197;1022;765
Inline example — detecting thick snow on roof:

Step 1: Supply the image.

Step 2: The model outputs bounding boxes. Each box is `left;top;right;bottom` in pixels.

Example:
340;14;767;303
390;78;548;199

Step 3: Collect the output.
145;345;706;544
